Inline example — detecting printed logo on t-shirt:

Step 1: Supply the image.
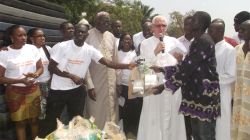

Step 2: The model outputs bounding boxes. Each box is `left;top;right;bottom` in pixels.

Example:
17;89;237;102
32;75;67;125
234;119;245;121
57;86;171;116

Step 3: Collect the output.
42;61;49;65
67;59;84;65
16;60;34;67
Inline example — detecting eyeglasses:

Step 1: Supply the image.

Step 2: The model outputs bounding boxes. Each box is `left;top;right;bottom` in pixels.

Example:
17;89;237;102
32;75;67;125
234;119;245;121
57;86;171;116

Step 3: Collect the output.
154;24;167;28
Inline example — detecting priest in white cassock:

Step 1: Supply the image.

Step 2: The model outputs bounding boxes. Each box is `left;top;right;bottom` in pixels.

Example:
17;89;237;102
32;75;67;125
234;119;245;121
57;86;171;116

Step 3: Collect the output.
208;19;236;140
85;11;118;129
137;15;187;140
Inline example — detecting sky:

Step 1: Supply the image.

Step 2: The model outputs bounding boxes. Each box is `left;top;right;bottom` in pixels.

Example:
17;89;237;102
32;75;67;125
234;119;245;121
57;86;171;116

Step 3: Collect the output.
140;0;250;37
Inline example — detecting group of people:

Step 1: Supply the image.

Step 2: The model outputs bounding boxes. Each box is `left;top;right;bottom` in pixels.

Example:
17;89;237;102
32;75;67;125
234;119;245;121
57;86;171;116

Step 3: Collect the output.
0;12;135;140
145;11;250;140
0;10;249;140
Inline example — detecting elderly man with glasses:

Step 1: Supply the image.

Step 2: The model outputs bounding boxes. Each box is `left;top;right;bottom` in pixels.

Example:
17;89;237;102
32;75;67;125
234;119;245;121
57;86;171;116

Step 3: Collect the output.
137;15;187;140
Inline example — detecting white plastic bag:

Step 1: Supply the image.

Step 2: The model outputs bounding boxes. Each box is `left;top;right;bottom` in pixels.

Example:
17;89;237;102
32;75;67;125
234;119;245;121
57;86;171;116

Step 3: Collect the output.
128;61;159;98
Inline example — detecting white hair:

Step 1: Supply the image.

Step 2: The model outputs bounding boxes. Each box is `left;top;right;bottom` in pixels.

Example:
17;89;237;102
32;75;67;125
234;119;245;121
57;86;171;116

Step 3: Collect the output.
152;15;167;24
96;11;110;18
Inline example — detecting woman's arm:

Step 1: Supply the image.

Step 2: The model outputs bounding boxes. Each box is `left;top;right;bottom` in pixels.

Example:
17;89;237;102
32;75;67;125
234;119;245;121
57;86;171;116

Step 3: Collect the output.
0;65;33;85
34;59;44;78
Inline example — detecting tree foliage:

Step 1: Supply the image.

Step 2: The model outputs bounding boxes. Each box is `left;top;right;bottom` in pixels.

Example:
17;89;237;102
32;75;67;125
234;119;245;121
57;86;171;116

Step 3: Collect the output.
46;0;99;24
167;10;195;38
139;2;158;19
167;11;184;38
98;0;144;34
45;0;157;35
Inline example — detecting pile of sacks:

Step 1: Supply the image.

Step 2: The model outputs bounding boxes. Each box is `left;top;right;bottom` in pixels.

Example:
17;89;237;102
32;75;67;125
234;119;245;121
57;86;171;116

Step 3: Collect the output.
35;116;126;140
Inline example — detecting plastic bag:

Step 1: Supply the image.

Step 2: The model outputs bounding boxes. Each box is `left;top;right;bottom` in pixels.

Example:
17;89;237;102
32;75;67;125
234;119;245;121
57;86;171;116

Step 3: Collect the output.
128;60;158;99
154;53;178;85
41;116;102;140
102;122;126;140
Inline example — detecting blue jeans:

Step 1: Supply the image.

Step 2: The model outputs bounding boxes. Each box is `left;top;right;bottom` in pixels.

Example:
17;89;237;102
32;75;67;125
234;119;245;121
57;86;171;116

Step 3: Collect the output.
190;117;216;140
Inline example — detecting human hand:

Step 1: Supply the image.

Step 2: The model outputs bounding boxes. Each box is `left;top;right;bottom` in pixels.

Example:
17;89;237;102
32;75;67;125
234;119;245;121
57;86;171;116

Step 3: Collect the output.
23;72;39;78
63;71;84;85
128;62;137;70
116;85;122;97
21;77;36;86
154;42;165;55
173;52;183;62
71;75;84;85
88;88;96;101
150;65;164;73
22;72;38;85
152;84;165;95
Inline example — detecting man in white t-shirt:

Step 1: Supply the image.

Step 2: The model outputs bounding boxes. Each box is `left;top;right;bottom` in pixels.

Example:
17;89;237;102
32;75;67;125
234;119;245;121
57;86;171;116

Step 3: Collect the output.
47;21;75;126
49;21;75;59
133;19;153;55
39;23;135;138
178;16;193;55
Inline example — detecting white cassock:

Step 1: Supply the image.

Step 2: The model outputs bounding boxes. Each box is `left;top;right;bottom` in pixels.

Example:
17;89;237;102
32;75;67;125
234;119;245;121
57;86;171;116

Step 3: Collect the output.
115;37;120;48
85;28;118;129
215;40;236;140
137;36;187;140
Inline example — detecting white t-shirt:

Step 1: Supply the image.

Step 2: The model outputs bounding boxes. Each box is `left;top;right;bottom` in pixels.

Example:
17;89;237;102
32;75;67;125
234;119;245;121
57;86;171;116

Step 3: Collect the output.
133;32;145;52
50;42;61;56
36;45;51;83
178;35;192;54
0;44;41;86
50;40;103;90
117;50;137;85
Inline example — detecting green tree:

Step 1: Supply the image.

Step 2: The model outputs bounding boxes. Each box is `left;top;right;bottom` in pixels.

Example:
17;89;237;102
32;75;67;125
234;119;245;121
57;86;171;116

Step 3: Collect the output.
167;10;195;38
83;0;144;34
46;0;100;24
167;11;184;38
140;3;158;19
105;0;144;34
45;0;152;34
